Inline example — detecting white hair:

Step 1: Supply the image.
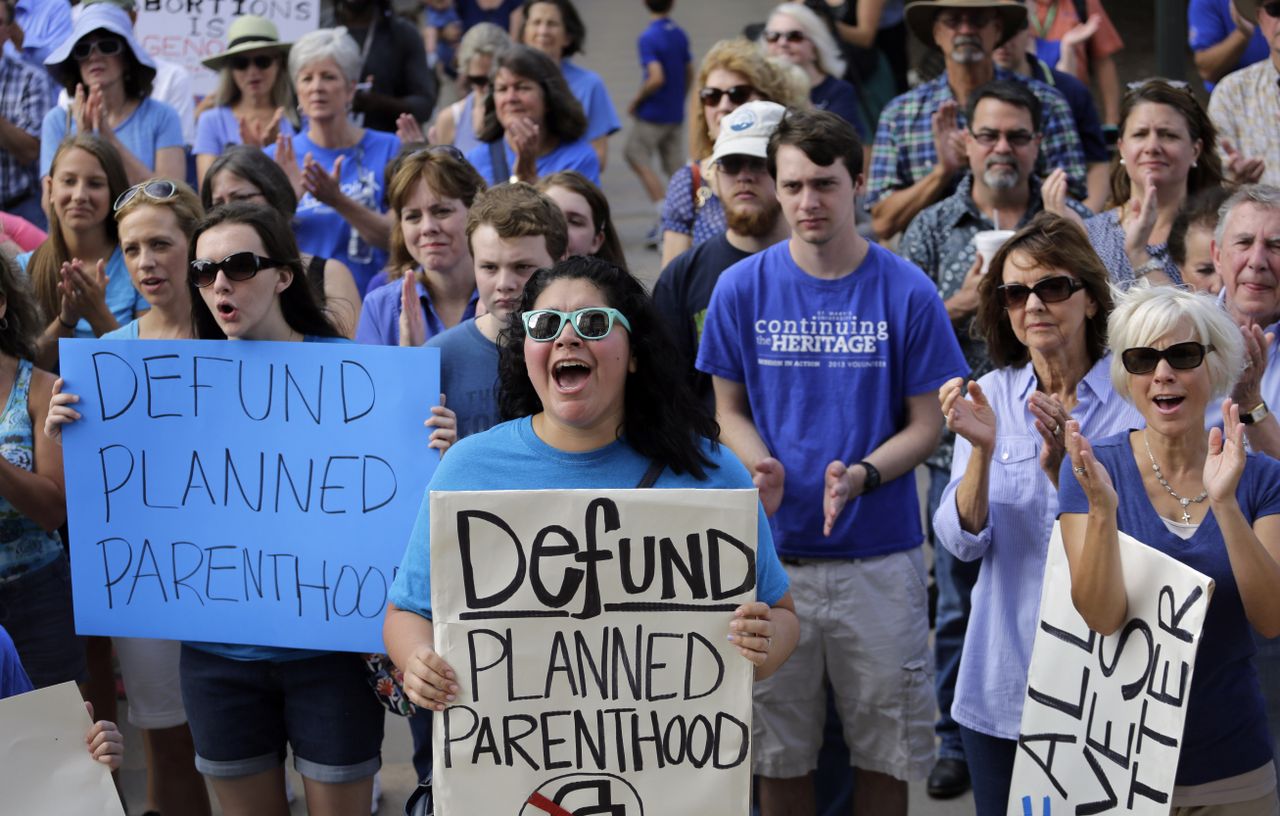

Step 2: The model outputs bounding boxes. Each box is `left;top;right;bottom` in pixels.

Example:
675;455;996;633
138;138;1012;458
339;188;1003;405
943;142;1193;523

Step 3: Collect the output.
765;3;846;79
289;26;362;84
1108;283;1244;402
1214;183;1280;247
457;22;510;73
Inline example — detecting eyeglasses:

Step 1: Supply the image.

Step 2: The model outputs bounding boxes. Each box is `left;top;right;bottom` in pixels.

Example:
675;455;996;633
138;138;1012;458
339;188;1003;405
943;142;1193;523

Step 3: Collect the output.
465;74;490;90
1121;341;1214;375
72;37;123;61
522;307;632;342
763;30;806;44
936;11;995;29
996;275;1085;308
410;144;467;163
229;54;275;71
190;252;285;288
700;85;756;107
113;180;179;212
970;128;1036;148
716;155;768;175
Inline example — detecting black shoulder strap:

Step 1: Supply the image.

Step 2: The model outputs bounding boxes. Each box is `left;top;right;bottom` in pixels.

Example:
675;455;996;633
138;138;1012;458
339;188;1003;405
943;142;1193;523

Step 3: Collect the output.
1072;0;1089;26
488;140;511;183
636;460;664;488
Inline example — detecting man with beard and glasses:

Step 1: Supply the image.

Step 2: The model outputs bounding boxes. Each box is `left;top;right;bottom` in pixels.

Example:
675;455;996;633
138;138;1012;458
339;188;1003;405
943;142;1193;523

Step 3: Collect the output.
867;0;1086;240
653;100;789;408
899;77;1090;801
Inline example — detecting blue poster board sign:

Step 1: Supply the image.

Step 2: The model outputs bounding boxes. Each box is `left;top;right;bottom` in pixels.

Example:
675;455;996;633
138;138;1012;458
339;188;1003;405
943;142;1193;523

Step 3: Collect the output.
59;338;440;653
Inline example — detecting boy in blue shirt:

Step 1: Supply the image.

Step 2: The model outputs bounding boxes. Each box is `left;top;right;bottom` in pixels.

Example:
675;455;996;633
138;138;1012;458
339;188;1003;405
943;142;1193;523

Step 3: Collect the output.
624;0;691;246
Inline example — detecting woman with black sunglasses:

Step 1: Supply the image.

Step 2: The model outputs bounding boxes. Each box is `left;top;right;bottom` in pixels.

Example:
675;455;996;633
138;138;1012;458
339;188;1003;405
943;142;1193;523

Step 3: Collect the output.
425;23;510;154
1061;284;1280;814
932;213;1141;815
383;254;799;723
193;15;299;186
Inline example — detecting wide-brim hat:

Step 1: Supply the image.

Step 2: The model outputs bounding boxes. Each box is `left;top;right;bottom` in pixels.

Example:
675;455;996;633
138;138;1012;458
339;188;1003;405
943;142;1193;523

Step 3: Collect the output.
710;101;788;166
1232;0;1266;24
904;0;1028;50
44;3;156;90
201;15;291;71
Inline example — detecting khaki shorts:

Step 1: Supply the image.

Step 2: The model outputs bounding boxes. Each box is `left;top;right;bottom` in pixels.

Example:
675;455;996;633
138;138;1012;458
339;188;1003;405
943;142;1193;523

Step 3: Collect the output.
624;119;685;178
1173;792;1280;816
752;549;935;781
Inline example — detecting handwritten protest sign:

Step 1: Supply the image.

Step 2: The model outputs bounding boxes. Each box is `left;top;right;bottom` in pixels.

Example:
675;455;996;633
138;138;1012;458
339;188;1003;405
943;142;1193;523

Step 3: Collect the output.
0;681;126;815
134;0;319;96
1008;524;1214;815
60;338;439;653
430;489;759;816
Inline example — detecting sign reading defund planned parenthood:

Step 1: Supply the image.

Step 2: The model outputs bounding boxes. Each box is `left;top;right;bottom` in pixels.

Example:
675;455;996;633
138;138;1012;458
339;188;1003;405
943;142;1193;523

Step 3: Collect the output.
430;489;760;816
1008;525;1214;816
59;339;440;653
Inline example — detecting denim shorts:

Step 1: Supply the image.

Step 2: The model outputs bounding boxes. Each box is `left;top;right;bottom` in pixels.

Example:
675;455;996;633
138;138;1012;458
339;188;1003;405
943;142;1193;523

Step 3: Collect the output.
0;554;86;687
180;645;385;782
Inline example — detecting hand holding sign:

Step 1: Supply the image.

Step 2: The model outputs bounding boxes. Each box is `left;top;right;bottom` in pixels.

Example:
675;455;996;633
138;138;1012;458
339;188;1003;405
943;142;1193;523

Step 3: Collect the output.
45;377;81;443
727;601;774;668
403;642;459;712
84;702;124;771
426;394;457;457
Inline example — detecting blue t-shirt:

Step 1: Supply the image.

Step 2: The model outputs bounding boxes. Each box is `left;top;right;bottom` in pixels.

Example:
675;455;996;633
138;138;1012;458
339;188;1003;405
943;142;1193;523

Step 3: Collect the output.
1189;0;1270;91
1058;432;1280;785
388;416;788;618
265;128;400;295
560;59;621;143
696;240;967;559
635;18;691;125
811;74;866;139
425;318;499;439
192;106;296;158
39;96;183;177
354;277;479;347
456;0;521;30
101;318;140;339
0;625;33;698
466;137;600;186
15;247;142;338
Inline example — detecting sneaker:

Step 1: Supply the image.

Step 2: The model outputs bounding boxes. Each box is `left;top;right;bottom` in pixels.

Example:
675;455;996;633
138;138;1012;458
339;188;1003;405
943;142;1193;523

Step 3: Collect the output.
372;771;382;813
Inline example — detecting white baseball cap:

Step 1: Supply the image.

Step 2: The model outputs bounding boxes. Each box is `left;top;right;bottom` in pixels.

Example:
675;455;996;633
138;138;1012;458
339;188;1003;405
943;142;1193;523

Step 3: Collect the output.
710;101;788;166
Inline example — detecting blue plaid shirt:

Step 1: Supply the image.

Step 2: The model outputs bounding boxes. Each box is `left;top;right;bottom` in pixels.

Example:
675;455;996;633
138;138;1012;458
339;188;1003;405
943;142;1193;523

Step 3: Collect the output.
0;54;48;204
867;67;1087;210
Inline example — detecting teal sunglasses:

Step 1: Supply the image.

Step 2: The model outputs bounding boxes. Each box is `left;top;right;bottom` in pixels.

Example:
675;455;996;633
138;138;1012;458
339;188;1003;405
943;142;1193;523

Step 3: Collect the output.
522;307;632;342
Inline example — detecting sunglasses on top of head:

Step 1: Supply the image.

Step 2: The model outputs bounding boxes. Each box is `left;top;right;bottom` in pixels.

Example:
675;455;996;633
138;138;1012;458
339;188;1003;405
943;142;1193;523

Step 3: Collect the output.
699;85;756;107
190;252;285;288
522;307;632;342
113;179;179;212
230;53;276;71
1120;341;1214;375
996;275;1085;308
72;37;124;60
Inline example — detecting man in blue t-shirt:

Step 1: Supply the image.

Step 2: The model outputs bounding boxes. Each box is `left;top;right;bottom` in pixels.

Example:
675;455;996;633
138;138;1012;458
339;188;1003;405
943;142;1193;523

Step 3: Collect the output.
1190;0;1270;90
697;109;967;816
624;0;690;244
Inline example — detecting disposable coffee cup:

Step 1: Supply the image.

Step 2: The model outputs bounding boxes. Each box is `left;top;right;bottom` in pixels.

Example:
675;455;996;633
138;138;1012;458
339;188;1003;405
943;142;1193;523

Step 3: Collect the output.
972;230;1016;275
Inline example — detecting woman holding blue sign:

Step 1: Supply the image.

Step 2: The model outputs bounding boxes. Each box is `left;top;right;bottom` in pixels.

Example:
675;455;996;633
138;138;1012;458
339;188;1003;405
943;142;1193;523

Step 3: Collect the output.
1062;285;1280;813
383;256;799;712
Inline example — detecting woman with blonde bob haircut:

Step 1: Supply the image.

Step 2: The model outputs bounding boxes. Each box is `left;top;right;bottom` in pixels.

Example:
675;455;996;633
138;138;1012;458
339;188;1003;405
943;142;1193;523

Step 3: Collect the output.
1061;284;1280;813
660;38;808;266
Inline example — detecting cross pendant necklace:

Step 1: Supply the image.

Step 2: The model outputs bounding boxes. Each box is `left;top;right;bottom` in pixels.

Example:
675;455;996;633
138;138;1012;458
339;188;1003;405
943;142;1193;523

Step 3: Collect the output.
1144;431;1208;524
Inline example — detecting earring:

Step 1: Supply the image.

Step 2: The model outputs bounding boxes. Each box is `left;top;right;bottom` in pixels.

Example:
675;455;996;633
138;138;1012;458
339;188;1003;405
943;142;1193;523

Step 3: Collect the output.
1192;160;1198;168
1119;158;1125;165
0;317;10;331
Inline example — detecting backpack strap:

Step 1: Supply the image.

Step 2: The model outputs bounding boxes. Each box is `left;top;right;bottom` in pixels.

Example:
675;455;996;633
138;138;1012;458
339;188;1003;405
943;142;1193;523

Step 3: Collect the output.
636;460;665;488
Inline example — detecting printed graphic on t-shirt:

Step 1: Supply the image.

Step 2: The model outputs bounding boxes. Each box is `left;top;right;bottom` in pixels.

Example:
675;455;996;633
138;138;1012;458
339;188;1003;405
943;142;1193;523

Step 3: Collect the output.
753;310;889;368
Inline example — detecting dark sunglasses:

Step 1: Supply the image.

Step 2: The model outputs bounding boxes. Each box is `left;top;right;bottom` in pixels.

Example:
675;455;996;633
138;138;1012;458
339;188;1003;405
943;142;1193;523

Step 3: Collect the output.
716;155;768;176
1121;341;1214;375
465;74;490;90
522;307;632;342
970;128;1036;148
230;53;276;71
113;179;178;211
996;275;1085;308
763;30;806;44
700;84;756;107
190;252;285;288
936;11;995;28
1266;0;1280;18
72;37;123;60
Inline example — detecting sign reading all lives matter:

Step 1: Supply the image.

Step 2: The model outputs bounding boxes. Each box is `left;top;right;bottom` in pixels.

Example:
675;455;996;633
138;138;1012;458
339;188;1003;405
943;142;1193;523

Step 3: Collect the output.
135;0;319;96
1008;525;1214;816
60;339;439;653
431;489;759;816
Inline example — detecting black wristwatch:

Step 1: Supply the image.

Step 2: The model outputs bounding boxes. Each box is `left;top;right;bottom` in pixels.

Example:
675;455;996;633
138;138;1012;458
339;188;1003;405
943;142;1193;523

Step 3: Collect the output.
1241;401;1270;425
856;460;881;493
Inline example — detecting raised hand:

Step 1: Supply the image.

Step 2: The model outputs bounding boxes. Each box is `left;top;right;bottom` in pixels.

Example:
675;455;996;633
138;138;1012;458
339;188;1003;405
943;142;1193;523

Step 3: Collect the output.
301;152;346;206
940;377;996;453
822;459;865;537
1040;168;1084;227
727;601;775;667
397;112;426;145
1205;398;1246;504
931;100;966;176
1028;392;1070;488
753;457;785;517
398;271;426;347
1222;139;1266;185
1232;322;1274;410
1065;420;1117;511
239;107;285;148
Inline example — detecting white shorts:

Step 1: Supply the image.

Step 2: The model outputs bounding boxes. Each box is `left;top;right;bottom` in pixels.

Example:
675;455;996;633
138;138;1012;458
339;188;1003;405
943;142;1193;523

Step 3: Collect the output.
114;637;188;729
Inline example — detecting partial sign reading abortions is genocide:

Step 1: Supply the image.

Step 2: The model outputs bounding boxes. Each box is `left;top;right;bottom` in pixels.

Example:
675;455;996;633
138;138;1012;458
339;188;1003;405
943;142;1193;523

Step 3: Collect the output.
59;339;440;653
430;489;760;816
1008;525;1213;816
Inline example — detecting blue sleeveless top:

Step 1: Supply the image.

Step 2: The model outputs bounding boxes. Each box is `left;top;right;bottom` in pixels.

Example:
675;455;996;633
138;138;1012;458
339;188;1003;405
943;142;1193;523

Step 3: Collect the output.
0;360;63;582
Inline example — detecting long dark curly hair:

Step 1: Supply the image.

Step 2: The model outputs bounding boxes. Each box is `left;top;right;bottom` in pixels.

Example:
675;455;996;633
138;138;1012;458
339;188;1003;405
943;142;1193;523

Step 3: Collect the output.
497;256;720;478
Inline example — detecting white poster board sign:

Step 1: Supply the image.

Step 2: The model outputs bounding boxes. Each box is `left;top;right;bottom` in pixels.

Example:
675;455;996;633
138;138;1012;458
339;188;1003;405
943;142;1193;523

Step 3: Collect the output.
134;0;321;96
1008;525;1214;815
430;489;760;816
0;681;126;815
